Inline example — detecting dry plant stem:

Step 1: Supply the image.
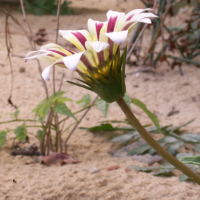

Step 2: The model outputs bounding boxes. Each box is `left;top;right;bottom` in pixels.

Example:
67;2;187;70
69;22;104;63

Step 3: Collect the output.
1;9;33;48
42;111;54;155
63;95;98;147
5;15;14;103
55;113;62;152
3;9;48;96
117;97;200;185
20;0;49;99
59;74;65;91
142;3;171;65
126;23;148;60
55;115;59;152
53;0;61;93
55;0;61;44
126;0;158;60
52;0;62;152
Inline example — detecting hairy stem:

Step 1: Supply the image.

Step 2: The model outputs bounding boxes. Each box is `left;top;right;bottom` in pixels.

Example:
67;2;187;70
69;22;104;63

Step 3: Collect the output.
117;97;200;185
0;119;36;124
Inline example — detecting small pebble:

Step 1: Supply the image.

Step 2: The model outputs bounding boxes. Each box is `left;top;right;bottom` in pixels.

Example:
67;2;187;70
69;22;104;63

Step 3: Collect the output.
135;73;140;77
19;67;25;73
91;167;100;174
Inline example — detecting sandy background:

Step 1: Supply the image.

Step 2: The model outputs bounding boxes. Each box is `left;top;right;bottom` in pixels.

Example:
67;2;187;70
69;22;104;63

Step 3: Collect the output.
0;0;200;199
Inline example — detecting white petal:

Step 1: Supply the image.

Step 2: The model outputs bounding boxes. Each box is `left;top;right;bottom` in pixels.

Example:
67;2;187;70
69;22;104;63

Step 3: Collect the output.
24;50;47;61
104;30;128;45
59;30;92;41
134;13;158;21
107;10;125;20
59;30;71;37
63;52;84;71
87;19;106;40
139;18;152;24
88;41;109;52
126;8;153;17
42;65;53;81
40;43;61;50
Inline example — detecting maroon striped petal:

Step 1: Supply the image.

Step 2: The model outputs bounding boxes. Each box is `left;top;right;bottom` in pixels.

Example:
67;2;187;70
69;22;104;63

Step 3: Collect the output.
59;30;92;52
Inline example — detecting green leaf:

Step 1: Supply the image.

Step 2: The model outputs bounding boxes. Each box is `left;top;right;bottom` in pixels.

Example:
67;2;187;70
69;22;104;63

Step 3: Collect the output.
80;123;115;131
179;155;200;165
100;120;129;124
96;98;110;117
128;143;151;155
179;174;188;182
153;167;174;176
172;0;198;16
49;91;65;104
181;133;200;143
76;94;91;107
33;99;51;122
123;94;131;109
111;130;139;144
14;107;20;119
131;98;160;131
14;126;27;142
159;136;178;143
172;119;195;133
176;152;193;159
33;91;72;122
167;142;182;155
67;81;94;92
194;144;200;152
33;99;46;113
53;102;76;120
0;131;7;148
148;142;166;155
57;97;73;103
131;164;175;175
37;130;45;142
130;165;157;172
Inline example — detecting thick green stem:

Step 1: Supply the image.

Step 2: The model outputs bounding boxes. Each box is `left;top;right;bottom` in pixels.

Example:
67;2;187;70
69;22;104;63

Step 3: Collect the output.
117;97;200;185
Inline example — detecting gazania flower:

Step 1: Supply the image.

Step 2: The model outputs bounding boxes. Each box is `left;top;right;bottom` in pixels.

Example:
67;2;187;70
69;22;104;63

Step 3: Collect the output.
25;9;157;102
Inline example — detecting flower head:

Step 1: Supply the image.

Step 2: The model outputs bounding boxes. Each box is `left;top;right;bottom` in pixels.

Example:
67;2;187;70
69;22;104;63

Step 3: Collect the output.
25;9;157;102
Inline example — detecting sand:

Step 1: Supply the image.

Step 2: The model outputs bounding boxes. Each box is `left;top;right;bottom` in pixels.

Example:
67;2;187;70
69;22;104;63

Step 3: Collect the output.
0;0;200;199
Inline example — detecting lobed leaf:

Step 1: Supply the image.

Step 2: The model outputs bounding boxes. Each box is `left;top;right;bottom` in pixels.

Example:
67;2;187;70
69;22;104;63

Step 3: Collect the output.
48;91;66;104
53;102;76;120
80;123;115;131
128;144;151;155
194;144;200;152
166;141;183;155
14;107;20;119
76;94;91;107
179;174;188;182
179;155;200;165
153;167;175;176
96;98;110;117
0;131;7;148
37;130;45;142
57;97;73;102
172;119;195;133
14;126;27;142
33;99;50;122
123;94;131;109
130;165;157;172
111;130;139;144
181;133;200;143
131;98;160;132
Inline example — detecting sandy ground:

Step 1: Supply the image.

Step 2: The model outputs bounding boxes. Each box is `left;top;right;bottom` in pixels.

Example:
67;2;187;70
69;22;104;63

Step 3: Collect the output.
0;0;200;199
